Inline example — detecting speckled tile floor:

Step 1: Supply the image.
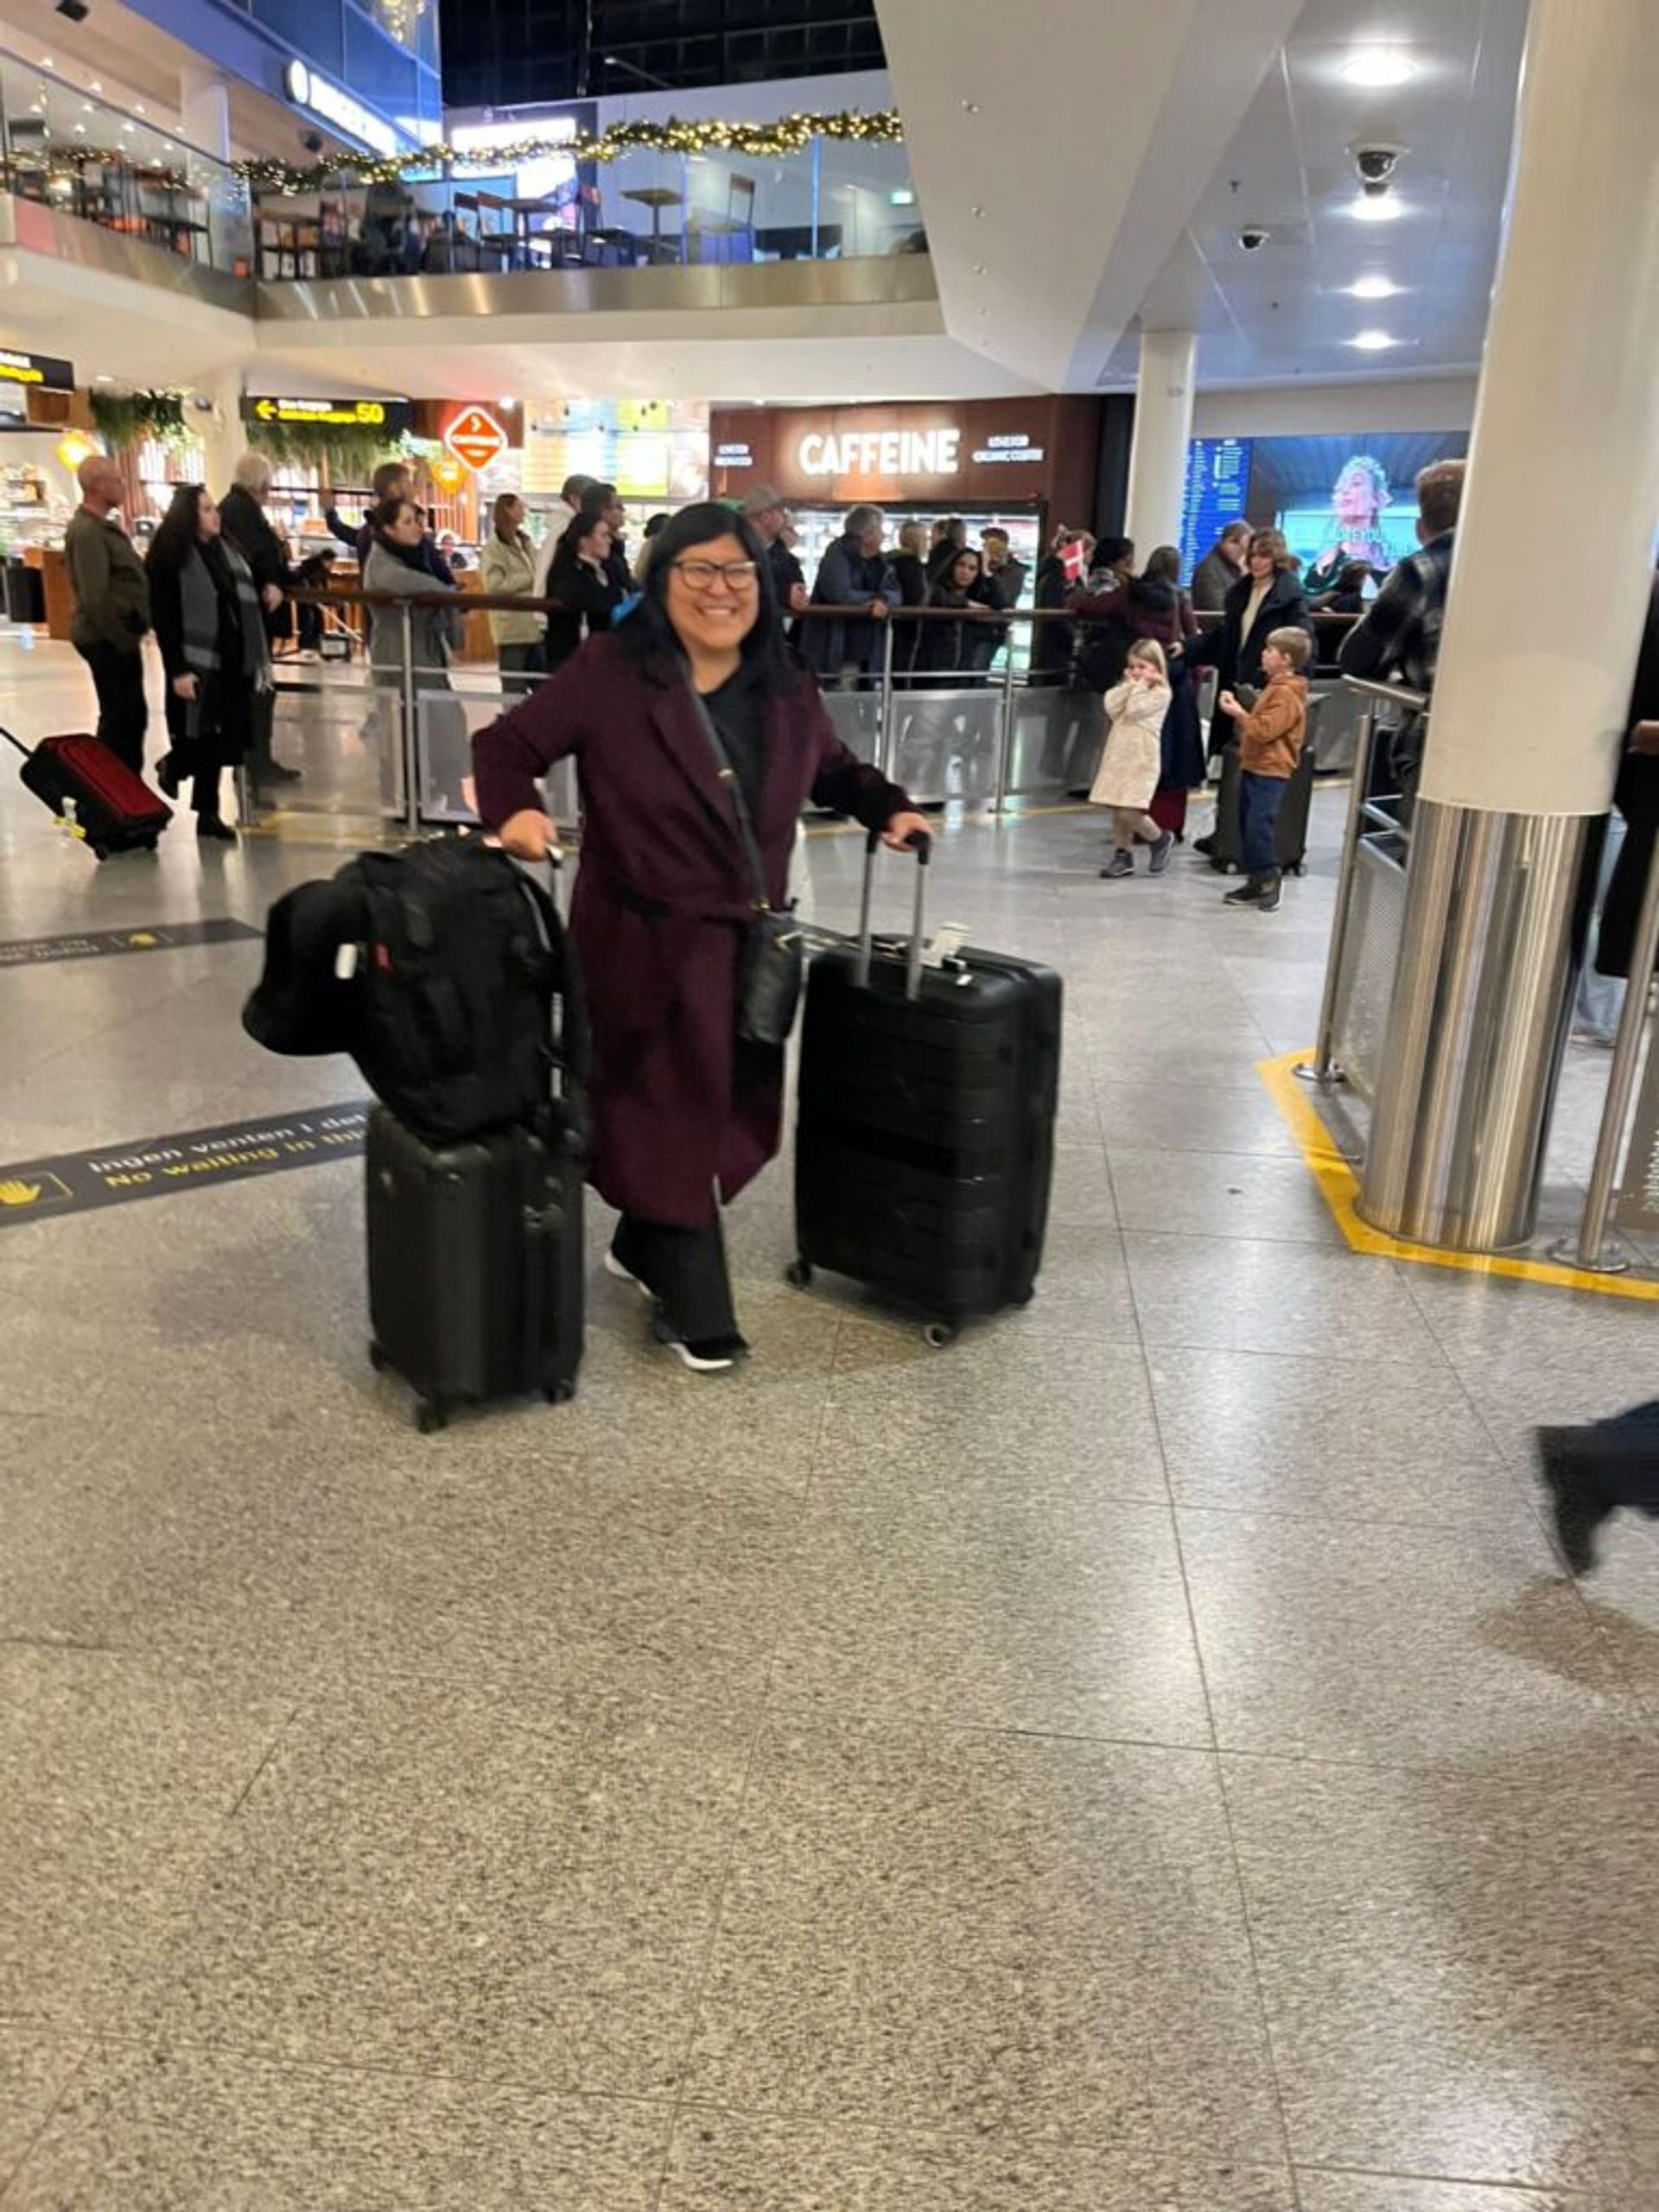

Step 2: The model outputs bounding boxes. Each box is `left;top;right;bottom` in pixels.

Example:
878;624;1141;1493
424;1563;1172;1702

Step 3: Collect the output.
1;634;1655;2209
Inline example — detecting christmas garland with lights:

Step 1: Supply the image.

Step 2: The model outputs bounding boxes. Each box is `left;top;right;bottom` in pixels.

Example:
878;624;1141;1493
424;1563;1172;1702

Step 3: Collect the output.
237;107;902;194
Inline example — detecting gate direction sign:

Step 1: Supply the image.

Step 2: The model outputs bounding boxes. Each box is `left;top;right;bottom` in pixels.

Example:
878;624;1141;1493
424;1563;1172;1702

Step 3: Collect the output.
0;1103;372;1230
0;348;74;394
243;396;413;435
0;917;261;970
444;406;508;473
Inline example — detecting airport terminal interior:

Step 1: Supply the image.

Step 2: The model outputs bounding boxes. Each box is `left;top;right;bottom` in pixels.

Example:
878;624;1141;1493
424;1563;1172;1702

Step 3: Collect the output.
1;0;1657;2206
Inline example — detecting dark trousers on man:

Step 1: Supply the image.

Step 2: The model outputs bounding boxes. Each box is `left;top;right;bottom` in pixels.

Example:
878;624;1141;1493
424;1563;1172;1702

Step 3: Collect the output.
1239;768;1287;879
75;642;148;774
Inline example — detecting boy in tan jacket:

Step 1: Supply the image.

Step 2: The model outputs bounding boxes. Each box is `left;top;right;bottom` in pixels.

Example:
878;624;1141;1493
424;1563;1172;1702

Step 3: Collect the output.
1217;626;1311;912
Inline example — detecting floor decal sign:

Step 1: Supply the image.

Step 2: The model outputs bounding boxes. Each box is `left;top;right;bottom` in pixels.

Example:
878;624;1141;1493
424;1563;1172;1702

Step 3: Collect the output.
0;918;262;969
0;1104;372;1228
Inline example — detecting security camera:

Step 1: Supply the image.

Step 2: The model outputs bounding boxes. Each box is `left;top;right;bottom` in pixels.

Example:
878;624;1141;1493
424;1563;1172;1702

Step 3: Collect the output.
300;129;324;153
1352;143;1406;190
1236;225;1271;252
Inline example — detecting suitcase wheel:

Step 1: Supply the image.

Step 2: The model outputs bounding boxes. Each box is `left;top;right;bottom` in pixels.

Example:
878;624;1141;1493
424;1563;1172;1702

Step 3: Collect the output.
923;1320;958;1351
89;843;110;863
416;1399;448;1434
785;1258;814;1290
544;1379;576;1405
367;1339;390;1375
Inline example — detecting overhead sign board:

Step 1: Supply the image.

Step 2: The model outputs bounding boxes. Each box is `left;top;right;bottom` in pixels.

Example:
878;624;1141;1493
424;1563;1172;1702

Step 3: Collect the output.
0;349;73;394
242;396;413;435
283;59;400;160
444;406;508;473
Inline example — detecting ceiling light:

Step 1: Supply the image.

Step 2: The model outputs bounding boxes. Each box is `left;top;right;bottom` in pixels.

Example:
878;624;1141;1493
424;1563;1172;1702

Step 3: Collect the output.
1349;192;1402;223
88;79;100;91
1347;274;1399;299
1348;329;1398;351
41;55;54;68
888;188;915;207
1343;48;1415;89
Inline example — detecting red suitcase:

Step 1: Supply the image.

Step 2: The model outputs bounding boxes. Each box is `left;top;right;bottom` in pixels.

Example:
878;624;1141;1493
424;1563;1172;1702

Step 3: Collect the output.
3;727;172;859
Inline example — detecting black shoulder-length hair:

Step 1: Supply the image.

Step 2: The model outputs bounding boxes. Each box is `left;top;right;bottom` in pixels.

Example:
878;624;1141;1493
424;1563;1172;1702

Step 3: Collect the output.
610;500;794;691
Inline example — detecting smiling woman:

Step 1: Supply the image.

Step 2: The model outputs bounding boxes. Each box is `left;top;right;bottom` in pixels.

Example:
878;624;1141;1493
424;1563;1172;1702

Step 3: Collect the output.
471;499;928;1372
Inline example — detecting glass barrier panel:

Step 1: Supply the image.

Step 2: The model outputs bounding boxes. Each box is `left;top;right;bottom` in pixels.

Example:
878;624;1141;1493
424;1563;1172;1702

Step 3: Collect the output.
0;48;251;277
252;132;916;276
888;688;1002;807
270;665;407;820
1004;688;1105;804
815;130;919;262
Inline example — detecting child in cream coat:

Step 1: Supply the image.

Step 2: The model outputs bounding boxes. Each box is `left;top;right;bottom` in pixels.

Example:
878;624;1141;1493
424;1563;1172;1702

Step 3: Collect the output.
1090;640;1175;878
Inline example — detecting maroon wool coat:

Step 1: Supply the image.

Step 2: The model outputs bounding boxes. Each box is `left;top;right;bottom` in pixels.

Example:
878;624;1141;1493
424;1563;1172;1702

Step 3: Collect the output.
472;634;911;1228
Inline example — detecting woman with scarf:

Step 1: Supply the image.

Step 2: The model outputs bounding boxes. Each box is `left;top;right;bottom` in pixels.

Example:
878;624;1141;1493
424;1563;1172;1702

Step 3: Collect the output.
364;494;465;811
146;484;270;842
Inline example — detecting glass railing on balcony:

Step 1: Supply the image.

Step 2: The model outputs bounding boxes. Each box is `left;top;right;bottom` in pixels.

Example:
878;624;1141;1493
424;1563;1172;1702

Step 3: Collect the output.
253;131;920;281
0;50;254;279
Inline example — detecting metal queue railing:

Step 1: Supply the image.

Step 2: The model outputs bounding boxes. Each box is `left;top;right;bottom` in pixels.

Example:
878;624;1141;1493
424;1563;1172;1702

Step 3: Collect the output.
1294;677;1421;1101
276;588;1370;842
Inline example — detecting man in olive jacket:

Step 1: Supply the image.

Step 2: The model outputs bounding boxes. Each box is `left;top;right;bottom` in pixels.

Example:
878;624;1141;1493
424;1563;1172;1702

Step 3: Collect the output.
64;454;150;772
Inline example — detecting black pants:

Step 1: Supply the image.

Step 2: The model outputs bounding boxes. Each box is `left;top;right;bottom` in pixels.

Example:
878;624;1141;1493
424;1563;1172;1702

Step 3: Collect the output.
76;642;148;773
612;1213;737;1342
1584;1400;1659;1512
499;642;547;694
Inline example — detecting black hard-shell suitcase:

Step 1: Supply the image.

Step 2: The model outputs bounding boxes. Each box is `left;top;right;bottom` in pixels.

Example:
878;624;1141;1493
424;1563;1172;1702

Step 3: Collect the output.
3;726;172;859
1206;731;1318;876
363;852;587;1431
365;1107;584;1431
789;831;1062;1344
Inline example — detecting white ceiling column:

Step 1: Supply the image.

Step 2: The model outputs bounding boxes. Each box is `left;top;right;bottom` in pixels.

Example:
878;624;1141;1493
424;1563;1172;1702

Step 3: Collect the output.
1123;330;1197;560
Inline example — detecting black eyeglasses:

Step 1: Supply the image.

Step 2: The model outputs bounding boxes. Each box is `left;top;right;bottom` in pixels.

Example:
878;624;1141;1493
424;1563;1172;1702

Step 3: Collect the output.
671;559;760;591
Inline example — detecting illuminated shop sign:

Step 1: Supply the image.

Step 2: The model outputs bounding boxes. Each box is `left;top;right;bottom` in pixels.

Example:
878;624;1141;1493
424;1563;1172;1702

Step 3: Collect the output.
283;60;400;159
971;433;1046;465
714;442;755;467
798;428;962;479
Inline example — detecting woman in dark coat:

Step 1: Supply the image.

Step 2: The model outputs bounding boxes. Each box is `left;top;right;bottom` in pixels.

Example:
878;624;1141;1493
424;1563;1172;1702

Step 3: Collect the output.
1183;527;1313;760
1139;546;1205;836
543;511;626;671
911;546;989;684
145;483;269;843
474;502;929;1372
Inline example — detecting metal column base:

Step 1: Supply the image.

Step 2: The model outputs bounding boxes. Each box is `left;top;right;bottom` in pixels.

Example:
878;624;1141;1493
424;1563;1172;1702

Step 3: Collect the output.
1357;798;1591;1253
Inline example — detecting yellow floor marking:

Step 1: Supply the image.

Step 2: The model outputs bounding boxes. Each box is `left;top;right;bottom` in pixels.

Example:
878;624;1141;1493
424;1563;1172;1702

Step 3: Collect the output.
1257;1047;1659;1301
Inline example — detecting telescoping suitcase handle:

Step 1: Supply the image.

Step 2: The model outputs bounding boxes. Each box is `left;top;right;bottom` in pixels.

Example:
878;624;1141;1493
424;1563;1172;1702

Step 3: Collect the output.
0;725;35;760
855;824;932;1001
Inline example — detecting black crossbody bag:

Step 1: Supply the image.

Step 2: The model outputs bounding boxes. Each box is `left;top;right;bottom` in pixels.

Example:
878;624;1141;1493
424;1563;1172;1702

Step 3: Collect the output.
686;685;804;1047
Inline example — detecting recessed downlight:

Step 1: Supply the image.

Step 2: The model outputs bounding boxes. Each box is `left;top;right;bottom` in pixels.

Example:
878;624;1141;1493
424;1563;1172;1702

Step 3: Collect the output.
1343;48;1415;89
1348;329;1398;351
1349;192;1403;224
1348;274;1400;299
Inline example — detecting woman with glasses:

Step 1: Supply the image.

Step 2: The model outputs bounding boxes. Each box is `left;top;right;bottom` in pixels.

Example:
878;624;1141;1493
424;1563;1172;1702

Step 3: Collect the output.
474;503;930;1374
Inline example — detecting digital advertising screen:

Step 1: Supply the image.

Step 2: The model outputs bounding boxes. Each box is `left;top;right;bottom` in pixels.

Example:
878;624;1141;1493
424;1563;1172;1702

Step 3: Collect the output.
1180;430;1469;589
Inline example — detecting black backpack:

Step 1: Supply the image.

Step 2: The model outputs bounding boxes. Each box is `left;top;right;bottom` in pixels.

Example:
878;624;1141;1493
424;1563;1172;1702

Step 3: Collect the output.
244;841;586;1149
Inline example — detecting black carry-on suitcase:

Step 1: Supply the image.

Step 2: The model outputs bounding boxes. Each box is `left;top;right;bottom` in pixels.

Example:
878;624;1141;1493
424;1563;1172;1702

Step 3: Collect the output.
364;852;588;1431
366;1107;585;1432
1205;728;1319;877
788;830;1062;1344
3;726;172;859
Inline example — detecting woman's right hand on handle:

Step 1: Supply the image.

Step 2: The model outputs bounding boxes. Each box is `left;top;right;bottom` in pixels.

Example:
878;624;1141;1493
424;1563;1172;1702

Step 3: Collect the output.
172;674;198;702
496;808;556;861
